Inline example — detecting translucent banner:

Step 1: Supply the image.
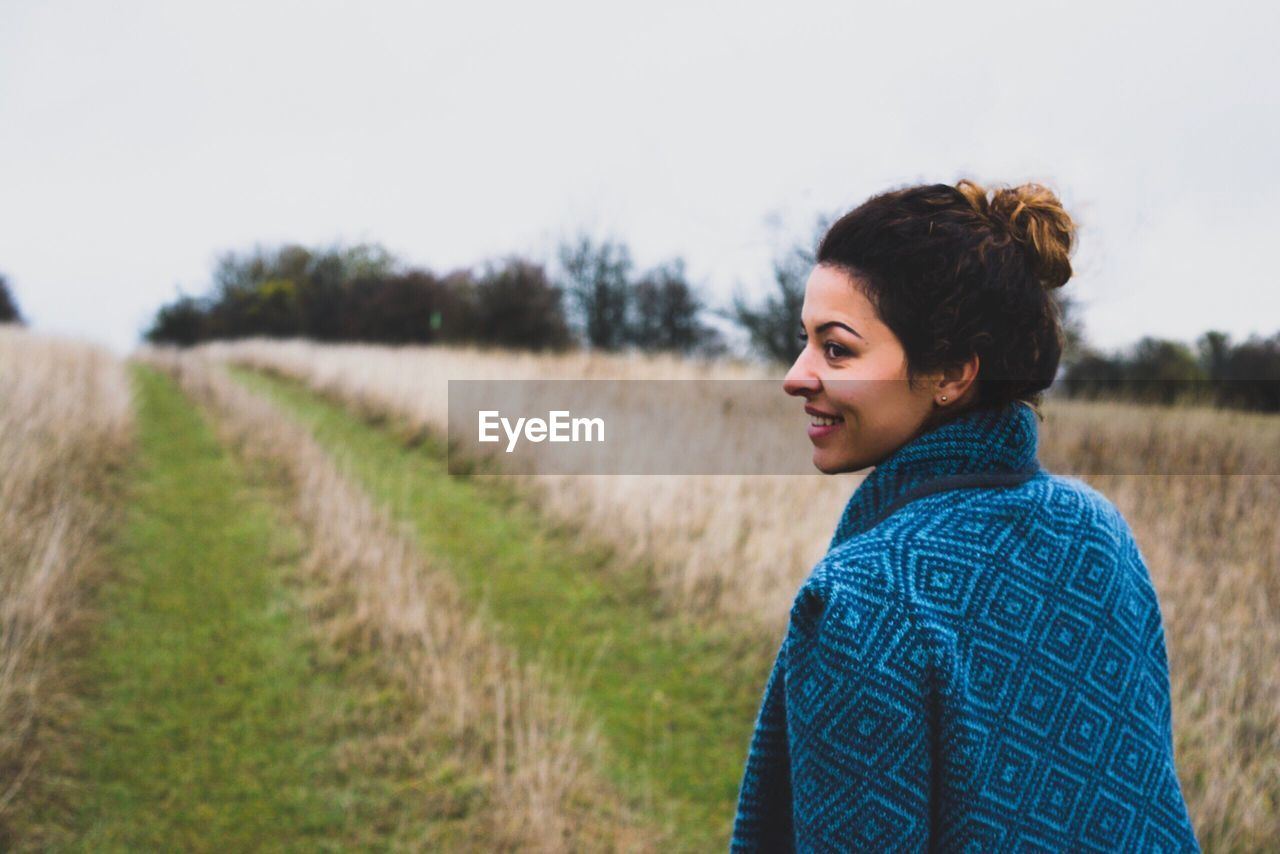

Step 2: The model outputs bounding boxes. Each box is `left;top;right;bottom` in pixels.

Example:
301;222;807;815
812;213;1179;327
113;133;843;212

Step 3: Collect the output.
445;380;1280;476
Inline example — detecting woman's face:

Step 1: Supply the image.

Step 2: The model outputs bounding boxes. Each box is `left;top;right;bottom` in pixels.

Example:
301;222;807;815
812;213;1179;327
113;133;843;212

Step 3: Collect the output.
783;264;945;474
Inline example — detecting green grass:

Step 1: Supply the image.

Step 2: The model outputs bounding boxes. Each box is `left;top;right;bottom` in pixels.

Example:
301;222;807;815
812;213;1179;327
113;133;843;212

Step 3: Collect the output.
63;366;474;851
231;367;781;851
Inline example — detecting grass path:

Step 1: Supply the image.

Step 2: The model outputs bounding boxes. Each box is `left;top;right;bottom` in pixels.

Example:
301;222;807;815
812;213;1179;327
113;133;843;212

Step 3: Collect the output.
231;368;780;850
66;366;435;850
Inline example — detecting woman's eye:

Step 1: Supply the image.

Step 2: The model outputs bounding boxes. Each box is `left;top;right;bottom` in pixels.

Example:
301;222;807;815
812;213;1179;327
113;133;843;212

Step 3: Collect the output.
797;332;850;359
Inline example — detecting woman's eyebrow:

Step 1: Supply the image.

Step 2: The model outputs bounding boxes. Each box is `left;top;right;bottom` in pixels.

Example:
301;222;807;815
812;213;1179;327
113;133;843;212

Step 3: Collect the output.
814;320;865;340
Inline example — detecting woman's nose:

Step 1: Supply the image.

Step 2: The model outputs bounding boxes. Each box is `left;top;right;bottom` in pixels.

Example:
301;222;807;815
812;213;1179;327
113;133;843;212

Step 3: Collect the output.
783;349;820;397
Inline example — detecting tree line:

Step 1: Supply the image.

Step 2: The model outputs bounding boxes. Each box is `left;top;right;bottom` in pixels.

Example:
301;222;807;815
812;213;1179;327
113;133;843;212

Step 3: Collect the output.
6;228;1278;413
0;274;23;325
139;232;1280;412
144;239;728;358
140;226;1280;414
1059;332;1280;412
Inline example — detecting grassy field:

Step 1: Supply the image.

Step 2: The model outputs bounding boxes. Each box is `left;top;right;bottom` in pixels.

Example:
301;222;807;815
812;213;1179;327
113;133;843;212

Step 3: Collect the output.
68;367;449;849
4;333;1277;850
0;329;131;849
210;338;1280;851
7;360;656;849
161;352;660;849
229;365;777;849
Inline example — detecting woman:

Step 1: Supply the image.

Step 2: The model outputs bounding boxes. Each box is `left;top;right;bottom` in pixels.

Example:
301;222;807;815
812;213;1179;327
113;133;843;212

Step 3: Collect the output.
731;180;1200;852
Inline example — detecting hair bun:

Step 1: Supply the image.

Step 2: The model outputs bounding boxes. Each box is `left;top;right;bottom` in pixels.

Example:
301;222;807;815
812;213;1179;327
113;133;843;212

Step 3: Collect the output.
955;179;1076;290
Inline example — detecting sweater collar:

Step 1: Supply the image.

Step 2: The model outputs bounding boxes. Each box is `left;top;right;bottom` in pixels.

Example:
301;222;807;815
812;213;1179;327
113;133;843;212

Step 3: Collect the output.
828;399;1043;551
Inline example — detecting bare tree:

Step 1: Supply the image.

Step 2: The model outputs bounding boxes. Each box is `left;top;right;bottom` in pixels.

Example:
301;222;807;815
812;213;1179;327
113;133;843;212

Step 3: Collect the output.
721;214;832;366
0;274;24;325
556;234;632;351
628;258;723;355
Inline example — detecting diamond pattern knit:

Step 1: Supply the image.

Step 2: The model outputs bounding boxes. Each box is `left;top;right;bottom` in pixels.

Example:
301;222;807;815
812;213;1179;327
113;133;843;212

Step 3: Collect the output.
732;400;1200;852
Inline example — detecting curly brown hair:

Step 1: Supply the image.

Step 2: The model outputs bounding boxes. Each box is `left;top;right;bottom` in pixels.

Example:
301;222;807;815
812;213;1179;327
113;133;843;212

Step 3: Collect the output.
816;179;1077;413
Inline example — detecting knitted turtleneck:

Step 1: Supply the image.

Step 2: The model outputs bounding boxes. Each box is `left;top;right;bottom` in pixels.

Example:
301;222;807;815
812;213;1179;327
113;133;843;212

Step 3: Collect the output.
732;399;1200;852
828;400;1045;549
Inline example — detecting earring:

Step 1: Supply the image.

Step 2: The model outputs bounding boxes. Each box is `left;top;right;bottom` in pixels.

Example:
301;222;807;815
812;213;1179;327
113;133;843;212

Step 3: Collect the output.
940;395;948;403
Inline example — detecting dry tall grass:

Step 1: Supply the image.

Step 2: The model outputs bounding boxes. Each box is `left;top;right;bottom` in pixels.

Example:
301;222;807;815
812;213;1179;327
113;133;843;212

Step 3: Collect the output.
146;349;657;850
203;338;856;624
206;337;1280;849
0;328;132;829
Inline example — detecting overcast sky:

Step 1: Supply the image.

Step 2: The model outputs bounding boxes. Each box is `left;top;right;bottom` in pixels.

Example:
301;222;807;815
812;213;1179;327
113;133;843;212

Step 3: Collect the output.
2;0;1276;355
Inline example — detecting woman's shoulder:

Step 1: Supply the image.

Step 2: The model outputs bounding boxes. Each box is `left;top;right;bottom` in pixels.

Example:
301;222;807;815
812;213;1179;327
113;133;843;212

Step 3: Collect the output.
884;469;1137;549
828;468;1132;547
1034;468;1136;540
810;471;1145;617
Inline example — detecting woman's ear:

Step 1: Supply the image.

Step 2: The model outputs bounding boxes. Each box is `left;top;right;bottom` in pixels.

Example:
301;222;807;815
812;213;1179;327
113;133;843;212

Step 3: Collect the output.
936;352;980;405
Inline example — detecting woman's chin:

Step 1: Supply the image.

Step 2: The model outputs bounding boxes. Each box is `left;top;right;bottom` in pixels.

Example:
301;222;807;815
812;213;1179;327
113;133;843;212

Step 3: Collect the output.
811;450;849;475
812;447;870;475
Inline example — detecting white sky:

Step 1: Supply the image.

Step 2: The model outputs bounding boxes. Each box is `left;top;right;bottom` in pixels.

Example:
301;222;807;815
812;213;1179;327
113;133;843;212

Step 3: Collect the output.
1;0;1276;355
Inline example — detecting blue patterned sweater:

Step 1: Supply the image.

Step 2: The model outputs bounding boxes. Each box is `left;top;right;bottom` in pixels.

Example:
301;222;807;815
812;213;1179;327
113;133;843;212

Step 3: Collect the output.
732;400;1199;852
